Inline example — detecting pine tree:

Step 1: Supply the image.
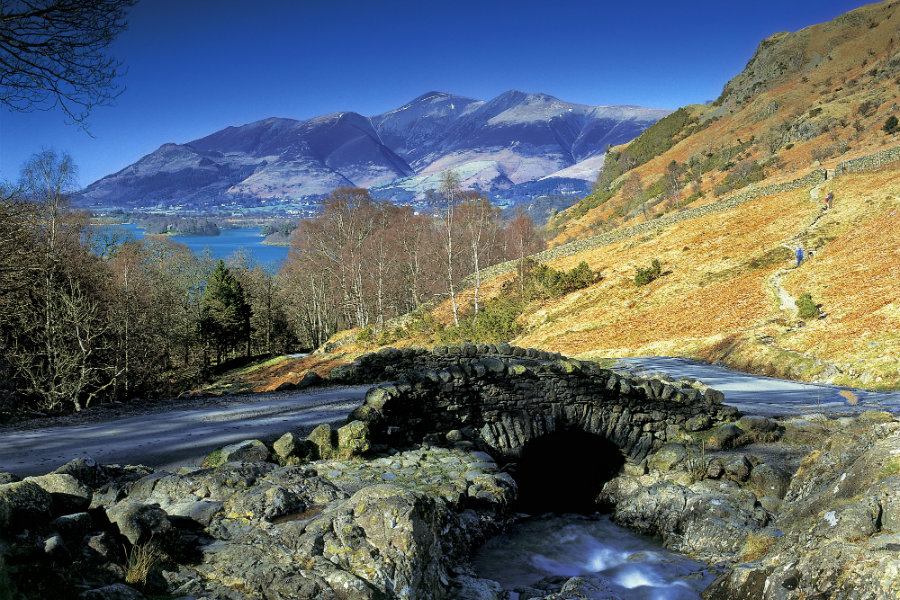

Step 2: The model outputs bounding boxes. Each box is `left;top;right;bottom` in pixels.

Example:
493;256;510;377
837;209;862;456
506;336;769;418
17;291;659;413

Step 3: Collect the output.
200;260;251;364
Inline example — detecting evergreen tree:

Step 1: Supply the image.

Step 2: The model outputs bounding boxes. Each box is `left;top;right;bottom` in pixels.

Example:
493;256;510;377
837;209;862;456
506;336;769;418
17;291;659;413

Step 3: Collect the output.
200;260;251;364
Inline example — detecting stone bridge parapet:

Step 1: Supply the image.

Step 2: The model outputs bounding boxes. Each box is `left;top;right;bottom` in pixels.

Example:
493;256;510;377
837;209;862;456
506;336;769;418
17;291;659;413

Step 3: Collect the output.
332;344;738;462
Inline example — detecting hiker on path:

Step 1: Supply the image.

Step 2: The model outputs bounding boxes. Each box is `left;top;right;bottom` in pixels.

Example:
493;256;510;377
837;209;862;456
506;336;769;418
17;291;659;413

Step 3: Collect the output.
825;191;834;210
796;246;804;267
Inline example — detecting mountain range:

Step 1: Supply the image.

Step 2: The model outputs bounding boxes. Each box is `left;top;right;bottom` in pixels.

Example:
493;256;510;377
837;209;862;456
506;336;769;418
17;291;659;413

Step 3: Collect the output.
77;91;670;214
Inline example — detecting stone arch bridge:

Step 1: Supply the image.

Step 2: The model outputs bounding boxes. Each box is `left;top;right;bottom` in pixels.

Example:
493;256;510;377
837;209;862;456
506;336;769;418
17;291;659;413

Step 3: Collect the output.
330;344;738;464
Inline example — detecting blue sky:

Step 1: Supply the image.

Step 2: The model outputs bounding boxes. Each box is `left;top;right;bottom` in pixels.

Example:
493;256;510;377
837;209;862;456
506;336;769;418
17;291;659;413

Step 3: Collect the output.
0;0;873;187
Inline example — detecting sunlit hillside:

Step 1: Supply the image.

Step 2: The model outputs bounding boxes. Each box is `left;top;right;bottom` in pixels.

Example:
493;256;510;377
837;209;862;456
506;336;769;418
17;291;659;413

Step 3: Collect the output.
403;1;900;389
264;2;900;393
550;0;899;244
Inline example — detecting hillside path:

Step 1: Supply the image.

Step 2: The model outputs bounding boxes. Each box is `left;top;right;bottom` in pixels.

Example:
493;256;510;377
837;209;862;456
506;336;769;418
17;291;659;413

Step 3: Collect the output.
765;182;829;317
0;385;371;477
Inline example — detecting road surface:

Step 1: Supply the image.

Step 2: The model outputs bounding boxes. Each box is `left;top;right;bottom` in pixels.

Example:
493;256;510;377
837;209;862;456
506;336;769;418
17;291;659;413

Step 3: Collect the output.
2;360;897;478
0;385;371;477
614;356;898;417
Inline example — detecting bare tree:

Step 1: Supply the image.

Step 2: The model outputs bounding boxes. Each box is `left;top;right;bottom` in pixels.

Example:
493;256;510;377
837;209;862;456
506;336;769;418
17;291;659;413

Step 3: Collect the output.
666;160;683;208
433;170;462;325
458;192;499;317
0;185;41;314
506;208;542;299
0;0;136;126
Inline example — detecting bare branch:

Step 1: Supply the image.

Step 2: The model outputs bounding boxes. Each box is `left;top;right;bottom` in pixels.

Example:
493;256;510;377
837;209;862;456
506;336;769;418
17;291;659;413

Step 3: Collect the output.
0;0;136;128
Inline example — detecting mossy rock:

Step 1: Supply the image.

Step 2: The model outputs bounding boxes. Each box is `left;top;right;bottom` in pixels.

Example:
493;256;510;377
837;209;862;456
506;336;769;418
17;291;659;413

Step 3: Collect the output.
203;439;270;468
273;432;317;465
0;480;52;532
338;420;371;457
308;424;337;459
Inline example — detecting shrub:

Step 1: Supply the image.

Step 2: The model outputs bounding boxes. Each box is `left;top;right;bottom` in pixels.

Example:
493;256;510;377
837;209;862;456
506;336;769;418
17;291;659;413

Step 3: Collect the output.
518;260;599;300
634;259;662;287
356;327;374;344
883;115;899;134
796;292;820;319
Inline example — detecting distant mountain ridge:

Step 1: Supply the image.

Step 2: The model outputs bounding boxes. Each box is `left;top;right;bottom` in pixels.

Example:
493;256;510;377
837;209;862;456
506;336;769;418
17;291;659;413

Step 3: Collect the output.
78;91;670;213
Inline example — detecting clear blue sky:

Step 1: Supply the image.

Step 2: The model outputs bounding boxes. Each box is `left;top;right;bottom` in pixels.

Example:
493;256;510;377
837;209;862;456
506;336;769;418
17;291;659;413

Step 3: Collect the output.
0;0;874;187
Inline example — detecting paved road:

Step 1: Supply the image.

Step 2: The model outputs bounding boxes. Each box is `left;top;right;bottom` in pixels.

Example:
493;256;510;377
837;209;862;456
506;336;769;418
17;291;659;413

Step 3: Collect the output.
3;360;897;478
615;356;899;417
0;386;371;477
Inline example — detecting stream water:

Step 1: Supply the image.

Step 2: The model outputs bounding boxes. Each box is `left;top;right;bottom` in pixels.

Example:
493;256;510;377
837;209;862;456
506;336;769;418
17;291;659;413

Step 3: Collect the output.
473;513;715;600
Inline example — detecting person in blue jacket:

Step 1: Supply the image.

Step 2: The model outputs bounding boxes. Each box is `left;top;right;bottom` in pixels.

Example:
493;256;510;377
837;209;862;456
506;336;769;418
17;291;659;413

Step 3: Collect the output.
795;246;804;267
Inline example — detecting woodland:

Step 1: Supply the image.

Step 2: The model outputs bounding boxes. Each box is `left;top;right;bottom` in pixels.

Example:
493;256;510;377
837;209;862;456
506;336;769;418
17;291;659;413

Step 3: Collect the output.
0;155;542;418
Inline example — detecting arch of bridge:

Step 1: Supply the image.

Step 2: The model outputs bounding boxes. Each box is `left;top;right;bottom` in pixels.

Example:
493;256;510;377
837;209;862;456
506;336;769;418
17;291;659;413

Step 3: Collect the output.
339;345;738;463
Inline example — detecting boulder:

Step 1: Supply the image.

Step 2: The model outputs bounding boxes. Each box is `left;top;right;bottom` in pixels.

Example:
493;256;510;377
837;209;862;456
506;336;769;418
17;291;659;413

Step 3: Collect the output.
748;463;791;500
814;499;881;541
0;480;52;532
49;511;93;541
607;478;766;560
707;424;744;450
363;385;398;411
724;455;753;483
685;414;711;431
26;473;92;514
53;457;106;488
337;420;371;457
308;424;336;459
105;502;173;546
203;439;270;468
738;415;778;433
647;443;689;472
273;432;317;465
296;370;323;389
342;485;447;595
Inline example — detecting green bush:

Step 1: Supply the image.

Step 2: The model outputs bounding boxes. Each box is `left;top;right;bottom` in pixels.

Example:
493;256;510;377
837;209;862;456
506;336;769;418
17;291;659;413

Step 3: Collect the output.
883;115;899;134
356;327;374;344
520;260;599;299
634;259;662;287
796;292;820;319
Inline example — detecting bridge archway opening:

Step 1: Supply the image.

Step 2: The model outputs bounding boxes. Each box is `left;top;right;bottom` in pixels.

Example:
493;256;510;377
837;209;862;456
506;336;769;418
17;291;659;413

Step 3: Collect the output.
513;428;624;514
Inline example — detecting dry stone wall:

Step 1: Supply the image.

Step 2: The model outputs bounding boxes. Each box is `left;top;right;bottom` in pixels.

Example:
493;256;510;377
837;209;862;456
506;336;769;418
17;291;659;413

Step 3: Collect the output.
835;145;900;176
331;344;738;463
472;170;828;283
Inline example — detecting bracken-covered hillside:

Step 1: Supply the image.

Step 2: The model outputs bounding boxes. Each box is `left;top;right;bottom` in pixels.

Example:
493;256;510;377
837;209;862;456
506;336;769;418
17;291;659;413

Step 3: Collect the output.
550;0;899;243
417;1;900;388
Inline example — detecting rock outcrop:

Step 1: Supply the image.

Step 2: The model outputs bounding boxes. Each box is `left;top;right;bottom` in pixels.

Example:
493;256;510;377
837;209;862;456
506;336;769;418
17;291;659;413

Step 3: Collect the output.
0;439;514;599
597;410;900;600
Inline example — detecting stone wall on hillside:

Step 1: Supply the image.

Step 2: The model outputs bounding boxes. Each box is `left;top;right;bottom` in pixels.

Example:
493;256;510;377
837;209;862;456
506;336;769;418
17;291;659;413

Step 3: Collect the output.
332;345;738;462
471;169;828;284
835;145;900;176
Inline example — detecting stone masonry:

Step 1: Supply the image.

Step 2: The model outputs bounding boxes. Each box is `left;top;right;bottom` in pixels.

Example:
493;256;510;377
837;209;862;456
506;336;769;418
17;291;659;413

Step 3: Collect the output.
330;344;738;463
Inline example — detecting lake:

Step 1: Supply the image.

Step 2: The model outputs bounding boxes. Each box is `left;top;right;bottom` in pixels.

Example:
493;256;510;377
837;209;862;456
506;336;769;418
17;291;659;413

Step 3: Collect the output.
105;223;290;266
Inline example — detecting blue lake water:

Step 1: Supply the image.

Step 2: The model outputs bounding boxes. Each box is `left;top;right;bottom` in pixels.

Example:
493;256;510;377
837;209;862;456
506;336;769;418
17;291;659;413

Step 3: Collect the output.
105;223;290;266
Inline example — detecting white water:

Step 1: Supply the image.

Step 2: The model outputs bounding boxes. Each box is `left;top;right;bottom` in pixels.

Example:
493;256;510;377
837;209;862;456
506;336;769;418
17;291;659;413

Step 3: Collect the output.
473;514;714;599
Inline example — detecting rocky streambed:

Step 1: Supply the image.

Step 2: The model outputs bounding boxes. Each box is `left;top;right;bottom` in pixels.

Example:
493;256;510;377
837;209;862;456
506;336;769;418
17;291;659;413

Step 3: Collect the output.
2;351;900;600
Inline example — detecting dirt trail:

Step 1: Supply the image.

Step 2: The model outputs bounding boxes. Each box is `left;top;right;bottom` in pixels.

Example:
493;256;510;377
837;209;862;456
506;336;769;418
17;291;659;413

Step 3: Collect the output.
766;182;829;317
